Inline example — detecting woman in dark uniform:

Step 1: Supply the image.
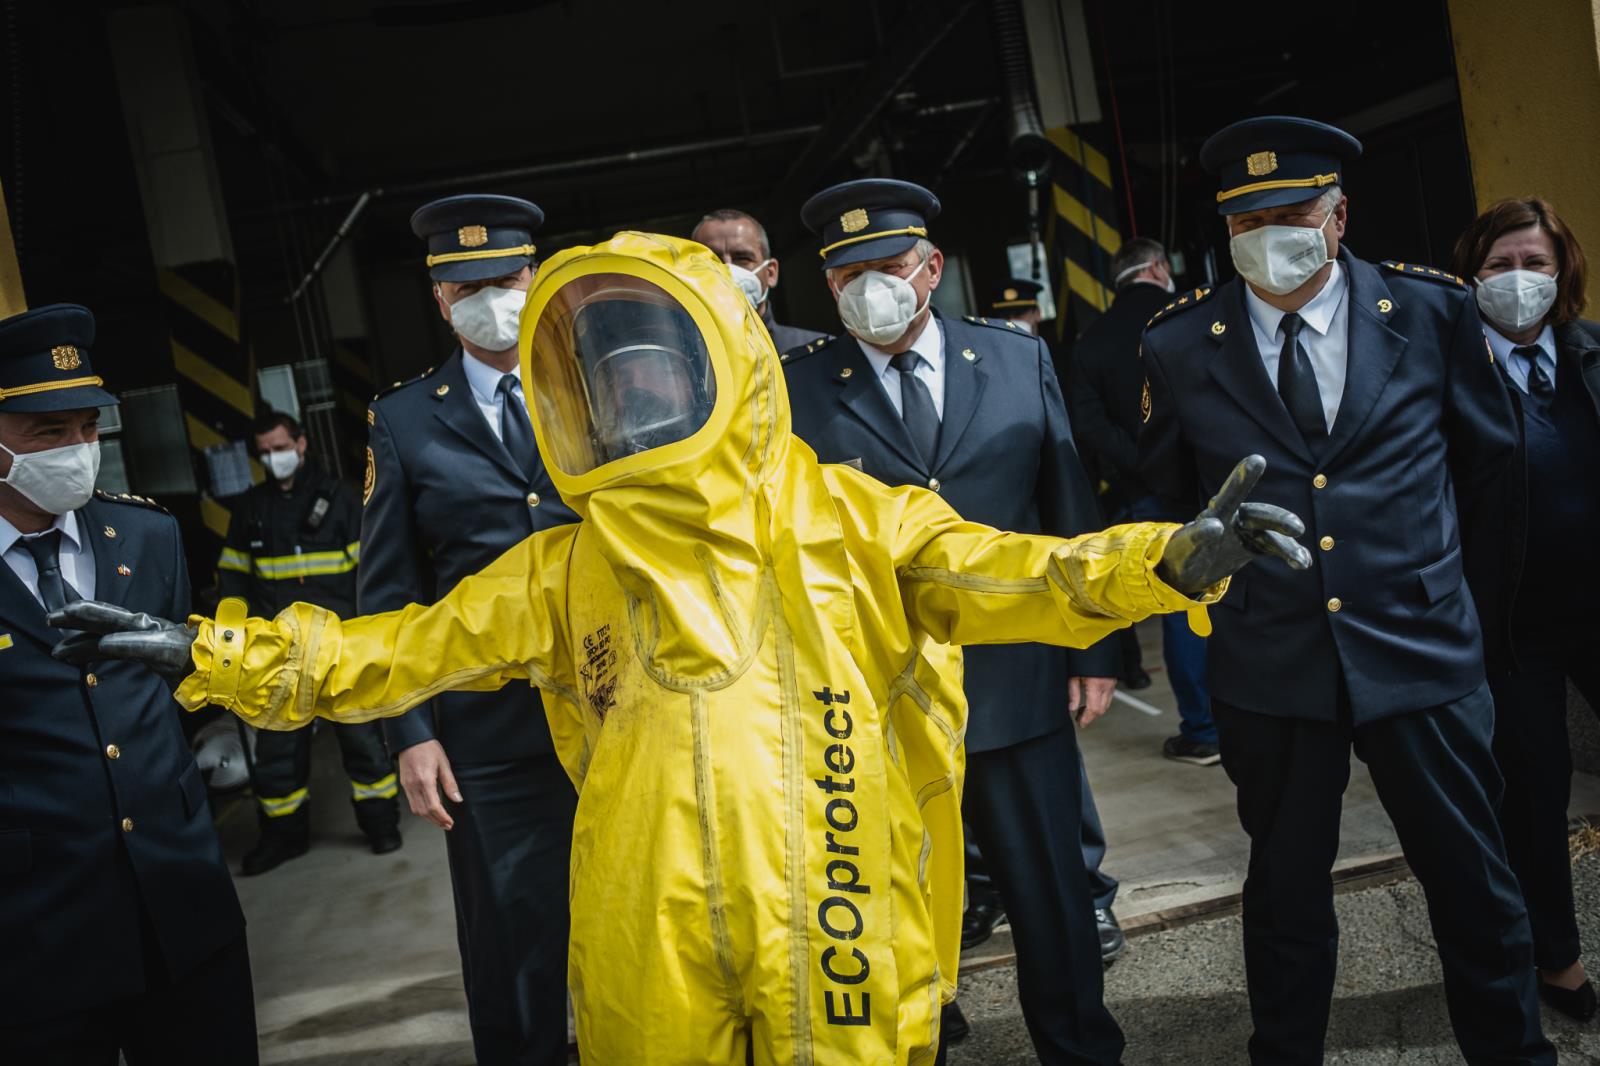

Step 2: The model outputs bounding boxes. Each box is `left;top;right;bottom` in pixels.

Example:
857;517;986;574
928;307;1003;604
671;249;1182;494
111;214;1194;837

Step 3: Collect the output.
1455;197;1600;1021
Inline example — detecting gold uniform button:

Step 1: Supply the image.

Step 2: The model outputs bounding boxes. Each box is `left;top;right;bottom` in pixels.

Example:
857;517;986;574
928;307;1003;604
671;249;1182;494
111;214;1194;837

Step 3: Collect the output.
1313;474;1328;489
85;673;98;687
105;744;121;760
1320;536;1335;551
1327;597;1343;613
121;817;134;832
928;478;941;492
526;492;541;507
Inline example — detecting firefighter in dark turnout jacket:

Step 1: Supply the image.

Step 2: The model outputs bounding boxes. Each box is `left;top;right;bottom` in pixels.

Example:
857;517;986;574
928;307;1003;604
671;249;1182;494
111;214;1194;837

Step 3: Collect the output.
218;411;401;874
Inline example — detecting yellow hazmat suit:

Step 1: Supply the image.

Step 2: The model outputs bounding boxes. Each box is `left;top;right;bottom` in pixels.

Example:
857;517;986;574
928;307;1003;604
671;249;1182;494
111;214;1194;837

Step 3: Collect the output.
174;233;1220;1065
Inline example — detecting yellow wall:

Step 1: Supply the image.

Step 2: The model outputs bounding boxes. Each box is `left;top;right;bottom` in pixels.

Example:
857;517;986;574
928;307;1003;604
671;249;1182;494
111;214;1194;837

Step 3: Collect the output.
1449;0;1600;313
0;177;23;317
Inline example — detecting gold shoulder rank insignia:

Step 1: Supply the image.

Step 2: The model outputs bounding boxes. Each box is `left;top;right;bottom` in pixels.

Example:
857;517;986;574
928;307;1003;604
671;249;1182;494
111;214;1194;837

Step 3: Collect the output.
1379;260;1466;287
363;447;376;506
93;489;169;514
1146;286;1215;329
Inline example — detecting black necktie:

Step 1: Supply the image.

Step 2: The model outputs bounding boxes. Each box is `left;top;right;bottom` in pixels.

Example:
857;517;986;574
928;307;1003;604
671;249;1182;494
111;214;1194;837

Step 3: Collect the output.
1514;345;1554;404
890;351;941;468
496;374;537;480
1277;313;1328;448
18;530;81;613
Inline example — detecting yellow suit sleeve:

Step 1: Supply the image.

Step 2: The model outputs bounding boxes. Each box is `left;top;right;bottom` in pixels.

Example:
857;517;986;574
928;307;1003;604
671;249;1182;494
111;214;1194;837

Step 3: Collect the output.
173;525;580;731
827;469;1223;648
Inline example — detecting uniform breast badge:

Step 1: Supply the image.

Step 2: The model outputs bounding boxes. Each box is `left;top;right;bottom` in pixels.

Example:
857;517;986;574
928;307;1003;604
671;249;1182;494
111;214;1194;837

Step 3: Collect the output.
363;446;376;505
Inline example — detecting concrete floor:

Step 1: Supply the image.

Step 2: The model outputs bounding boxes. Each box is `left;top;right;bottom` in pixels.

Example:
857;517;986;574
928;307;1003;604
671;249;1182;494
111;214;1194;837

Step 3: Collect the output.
217;619;1600;1064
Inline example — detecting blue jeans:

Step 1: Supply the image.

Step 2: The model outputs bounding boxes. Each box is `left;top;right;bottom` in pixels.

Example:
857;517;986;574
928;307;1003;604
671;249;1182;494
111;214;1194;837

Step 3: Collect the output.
1127;496;1216;745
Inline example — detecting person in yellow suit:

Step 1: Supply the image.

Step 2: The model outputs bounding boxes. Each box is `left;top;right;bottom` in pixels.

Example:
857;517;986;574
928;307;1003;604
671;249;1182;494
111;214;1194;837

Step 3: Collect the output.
51;232;1308;1066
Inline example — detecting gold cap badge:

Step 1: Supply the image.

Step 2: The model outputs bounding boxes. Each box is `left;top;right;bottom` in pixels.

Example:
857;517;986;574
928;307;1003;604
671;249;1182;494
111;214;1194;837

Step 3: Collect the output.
51;345;81;370
1002;288;1018;301
458;225;489;248
840;208;869;234
1246;151;1278;177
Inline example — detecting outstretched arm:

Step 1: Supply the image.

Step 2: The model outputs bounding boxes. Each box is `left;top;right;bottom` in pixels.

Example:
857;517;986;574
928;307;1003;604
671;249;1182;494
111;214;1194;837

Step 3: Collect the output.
52;524;580;732
842;455;1307;649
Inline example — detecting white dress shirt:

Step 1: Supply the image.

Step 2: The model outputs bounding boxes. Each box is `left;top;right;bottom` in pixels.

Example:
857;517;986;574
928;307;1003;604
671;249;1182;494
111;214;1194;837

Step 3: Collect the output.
461;350;527;441
1483;322;1557;395
0;508;96;606
856;313;947;419
1243;261;1351;431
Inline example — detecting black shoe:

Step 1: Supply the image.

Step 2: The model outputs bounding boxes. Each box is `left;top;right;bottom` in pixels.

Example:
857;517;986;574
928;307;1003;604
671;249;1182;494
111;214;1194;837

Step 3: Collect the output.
367;824;403;855
1540;978;1598;1021
241;831;310;876
940;1001;970;1045
1119;667;1153;691
1097;907;1127;965
961;897;1007;950
1162;734;1221;766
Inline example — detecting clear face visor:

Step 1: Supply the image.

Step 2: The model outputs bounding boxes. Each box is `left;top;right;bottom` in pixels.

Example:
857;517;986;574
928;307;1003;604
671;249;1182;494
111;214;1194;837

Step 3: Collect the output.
528;273;717;475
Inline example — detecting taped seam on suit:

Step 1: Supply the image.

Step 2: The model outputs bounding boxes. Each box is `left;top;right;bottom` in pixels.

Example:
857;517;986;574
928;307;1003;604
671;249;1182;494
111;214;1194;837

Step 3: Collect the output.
773;595;816;1065
899;567;1048;594
690;688;747;1015
298;609;330;726
264;609;305;724
626;581;773;693
1045;554;1125;620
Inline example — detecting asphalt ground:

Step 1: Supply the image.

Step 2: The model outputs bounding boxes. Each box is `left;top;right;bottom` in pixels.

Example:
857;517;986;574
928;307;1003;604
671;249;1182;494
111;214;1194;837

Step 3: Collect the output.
949;847;1600;1065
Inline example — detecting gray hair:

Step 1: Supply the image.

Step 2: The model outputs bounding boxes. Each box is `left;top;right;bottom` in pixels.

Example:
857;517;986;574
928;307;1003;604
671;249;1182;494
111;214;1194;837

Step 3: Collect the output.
692;208;771;258
1109;237;1168;287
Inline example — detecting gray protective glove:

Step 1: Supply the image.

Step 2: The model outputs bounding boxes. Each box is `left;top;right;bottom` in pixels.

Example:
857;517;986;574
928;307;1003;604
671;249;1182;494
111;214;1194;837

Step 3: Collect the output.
49;600;198;680
1156;454;1313;596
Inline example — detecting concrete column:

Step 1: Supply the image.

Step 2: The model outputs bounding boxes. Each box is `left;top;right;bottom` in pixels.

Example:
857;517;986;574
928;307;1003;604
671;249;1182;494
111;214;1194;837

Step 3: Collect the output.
1449;0;1600;312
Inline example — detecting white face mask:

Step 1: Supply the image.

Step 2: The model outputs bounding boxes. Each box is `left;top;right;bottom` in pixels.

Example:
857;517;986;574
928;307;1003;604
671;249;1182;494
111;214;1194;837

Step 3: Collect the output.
834;257;931;347
260;449;301;481
726;259;773;309
1475;269;1558;334
1229;211;1333;296
0;440;100;515
445;284;527;352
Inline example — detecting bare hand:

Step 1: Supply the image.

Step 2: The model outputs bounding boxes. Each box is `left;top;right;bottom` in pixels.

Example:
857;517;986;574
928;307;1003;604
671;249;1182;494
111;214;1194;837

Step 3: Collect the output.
398;740;462;830
1068;675;1120;726
1069;676;1118;728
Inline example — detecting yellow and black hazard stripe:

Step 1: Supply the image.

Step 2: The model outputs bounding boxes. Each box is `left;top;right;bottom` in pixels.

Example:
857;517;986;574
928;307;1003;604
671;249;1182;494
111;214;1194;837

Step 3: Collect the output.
1043;126;1123;340
350;773;399;802
158;262;255;540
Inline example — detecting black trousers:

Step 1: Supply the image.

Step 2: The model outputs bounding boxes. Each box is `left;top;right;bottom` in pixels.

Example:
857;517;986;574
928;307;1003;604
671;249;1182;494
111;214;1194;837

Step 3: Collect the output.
249;719;396;828
1213;684;1552;1066
0;929;256;1065
1490;656;1600;971
446;753;577;1066
963;726;1124;1065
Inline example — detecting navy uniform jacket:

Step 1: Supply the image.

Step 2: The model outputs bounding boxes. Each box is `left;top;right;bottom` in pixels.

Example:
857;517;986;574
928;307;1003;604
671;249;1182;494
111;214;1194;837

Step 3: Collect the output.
1463;319;1600;673
1138;250;1517;724
361;349;579;764
0;492;244;1024
785;310;1119;753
